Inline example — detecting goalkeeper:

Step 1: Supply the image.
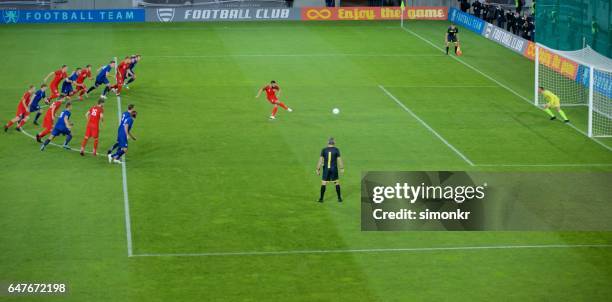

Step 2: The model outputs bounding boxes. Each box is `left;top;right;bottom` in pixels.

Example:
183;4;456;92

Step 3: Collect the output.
538;87;569;123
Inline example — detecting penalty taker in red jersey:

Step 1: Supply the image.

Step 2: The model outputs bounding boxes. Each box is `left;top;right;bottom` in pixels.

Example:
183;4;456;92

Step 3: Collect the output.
255;80;293;120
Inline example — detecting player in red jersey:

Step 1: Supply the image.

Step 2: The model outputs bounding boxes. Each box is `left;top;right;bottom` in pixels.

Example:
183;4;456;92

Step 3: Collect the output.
75;64;92;101
255;80;293;120
36;97;64;142
43;65;68;103
80;99;105;156
110;57;131;96
4;85;35;132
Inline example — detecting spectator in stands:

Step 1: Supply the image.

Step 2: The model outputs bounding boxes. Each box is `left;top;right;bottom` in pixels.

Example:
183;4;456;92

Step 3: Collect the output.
520;20;528;39
516;13;525;36
526;19;535;41
481;3;490;22
496;6;506;29
285;0;293;8
485;4;496;23
458;0;470;13
472;0;483;19
505;10;514;31
325;0;335;7
514;12;522;34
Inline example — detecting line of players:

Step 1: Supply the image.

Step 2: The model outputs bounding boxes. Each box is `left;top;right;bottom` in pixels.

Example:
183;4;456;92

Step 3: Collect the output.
3;55;141;163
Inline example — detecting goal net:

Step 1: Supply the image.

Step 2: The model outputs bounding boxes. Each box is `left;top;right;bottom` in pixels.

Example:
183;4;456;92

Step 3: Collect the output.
535;45;612;137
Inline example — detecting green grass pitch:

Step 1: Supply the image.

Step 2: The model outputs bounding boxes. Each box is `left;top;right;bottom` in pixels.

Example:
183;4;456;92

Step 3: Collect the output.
1;20;612;301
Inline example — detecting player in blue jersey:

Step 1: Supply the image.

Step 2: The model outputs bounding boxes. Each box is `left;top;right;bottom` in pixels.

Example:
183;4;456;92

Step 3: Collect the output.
29;84;48;126
87;61;115;99
108;104;137;164
60;68;81;99
40;101;73;151
124;54;141;89
107;104;135;156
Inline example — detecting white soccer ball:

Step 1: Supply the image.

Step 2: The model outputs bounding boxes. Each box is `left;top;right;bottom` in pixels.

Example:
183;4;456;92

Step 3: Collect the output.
332;108;340;115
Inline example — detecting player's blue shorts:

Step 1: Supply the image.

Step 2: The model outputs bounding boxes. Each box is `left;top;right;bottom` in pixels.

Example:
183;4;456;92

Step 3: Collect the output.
51;127;71;137
117;136;128;148
61;82;73;95
95;77;109;86
29;104;40;112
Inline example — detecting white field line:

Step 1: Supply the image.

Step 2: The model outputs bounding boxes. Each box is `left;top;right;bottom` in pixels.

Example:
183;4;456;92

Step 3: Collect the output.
131;244;612;258
401;27;612;153
476;163;612;167
19;128;96;155
378;85;475;166
148;53;445;59
114;56;134;258
383;85;499;88
117;95;134;257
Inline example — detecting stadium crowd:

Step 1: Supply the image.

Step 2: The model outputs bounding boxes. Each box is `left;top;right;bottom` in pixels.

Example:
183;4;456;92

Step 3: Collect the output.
458;0;535;41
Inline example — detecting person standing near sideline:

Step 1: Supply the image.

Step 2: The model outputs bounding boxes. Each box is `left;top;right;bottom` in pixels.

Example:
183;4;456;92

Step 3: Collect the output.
445;24;460;55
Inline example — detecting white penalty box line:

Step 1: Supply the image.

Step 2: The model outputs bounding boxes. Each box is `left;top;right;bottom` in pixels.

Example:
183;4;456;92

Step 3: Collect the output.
148;53;446;59
18;128;96;155
118;93;134;258
119;51;611;258
113;56;134;258
131;244;612;258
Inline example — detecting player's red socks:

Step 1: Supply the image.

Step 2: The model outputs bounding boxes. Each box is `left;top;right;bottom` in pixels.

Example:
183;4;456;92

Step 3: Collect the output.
80;138;98;155
5;121;14;128
17;119;27;128
93;138;98;154
271;105;278;117
278;102;288;110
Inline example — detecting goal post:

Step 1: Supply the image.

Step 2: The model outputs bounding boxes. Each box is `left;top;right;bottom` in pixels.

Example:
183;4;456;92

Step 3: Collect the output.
591;67;612;138
534;45;539;106
534;44;612;138
588;66;593;137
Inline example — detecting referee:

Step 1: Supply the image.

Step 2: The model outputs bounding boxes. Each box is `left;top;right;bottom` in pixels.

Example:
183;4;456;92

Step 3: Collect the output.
316;137;344;203
446;24;459;55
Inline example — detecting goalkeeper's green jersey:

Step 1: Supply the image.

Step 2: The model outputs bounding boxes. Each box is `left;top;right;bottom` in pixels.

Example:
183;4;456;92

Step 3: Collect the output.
542;90;560;104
